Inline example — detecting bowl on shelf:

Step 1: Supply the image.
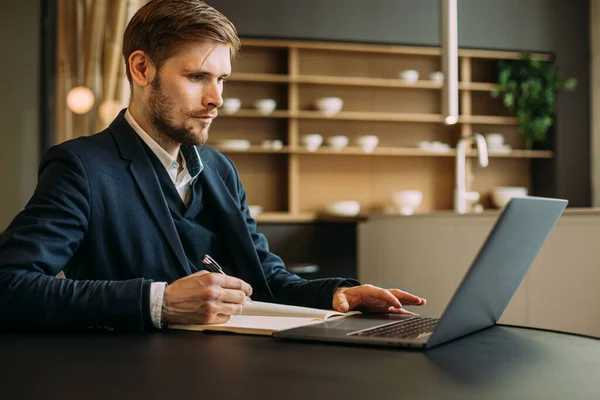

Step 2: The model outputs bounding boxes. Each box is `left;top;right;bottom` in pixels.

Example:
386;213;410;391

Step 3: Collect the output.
326;135;349;151
247;204;264;217
255;98;277;115
222;98;241;114
301;133;323;152
429;71;444;83
315;97;343;116
325;200;361;217
485;133;505;149
418;141;450;152
399;69;419;83
261;139;284;150
355;135;379;153
213;139;251;150
491;186;528;208
390;190;423;215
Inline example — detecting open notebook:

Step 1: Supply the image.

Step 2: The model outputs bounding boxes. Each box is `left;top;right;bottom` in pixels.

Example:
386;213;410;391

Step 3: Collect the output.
169;301;359;336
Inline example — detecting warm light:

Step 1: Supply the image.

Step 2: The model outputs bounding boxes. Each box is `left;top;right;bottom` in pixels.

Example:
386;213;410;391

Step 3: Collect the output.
66;86;95;115
99;100;123;125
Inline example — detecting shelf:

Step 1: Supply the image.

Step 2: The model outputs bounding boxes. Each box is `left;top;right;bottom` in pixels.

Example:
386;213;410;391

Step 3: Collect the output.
294;75;443;89
213;145;554;159
229;72;289;83
212;145;291;154
228;72;499;91
255;212;316;223
294;111;444;123
459;82;498;91
254;212;363;223
460;115;519;125
219;110;290;118
218;111;520;125
481;149;554;159
295;146;455;157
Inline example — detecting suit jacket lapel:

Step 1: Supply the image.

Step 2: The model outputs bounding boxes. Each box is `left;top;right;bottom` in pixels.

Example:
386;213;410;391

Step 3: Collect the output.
199;161;271;295
109;111;192;276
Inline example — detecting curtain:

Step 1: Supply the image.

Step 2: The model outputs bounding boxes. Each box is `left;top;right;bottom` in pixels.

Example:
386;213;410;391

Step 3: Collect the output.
54;0;147;144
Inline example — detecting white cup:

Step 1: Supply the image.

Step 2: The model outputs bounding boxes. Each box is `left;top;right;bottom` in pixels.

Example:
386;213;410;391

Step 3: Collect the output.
399;69;419;83
301;134;323;152
315;97;343;116
327;135;349;151
355;135;379;153
255;99;277;115
222;98;241;114
485;133;505;149
429;71;444;83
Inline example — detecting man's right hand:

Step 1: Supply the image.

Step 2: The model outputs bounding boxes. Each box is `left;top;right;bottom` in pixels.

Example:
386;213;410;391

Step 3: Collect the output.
161;270;253;325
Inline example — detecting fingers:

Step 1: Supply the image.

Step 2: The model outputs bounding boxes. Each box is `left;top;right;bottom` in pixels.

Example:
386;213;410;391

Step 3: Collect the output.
357;285;402;309
333;290;350;312
388;289;426;306
199;272;253;297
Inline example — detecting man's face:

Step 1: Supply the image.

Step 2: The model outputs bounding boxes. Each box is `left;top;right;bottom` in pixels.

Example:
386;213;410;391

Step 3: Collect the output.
145;42;231;146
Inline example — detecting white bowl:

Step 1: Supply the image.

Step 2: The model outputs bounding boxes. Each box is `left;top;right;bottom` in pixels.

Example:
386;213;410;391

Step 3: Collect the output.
301;134;323;152
214;139;251;150
326;135;349;151
399;69;419;83
355;135;379;153
429;71;444;83
390;190;423;215
485;133;505;149
247;205;263;217
222;98;241;114
315;97;343;116
255;98;277;115
325;200;360;217
491;186;528;208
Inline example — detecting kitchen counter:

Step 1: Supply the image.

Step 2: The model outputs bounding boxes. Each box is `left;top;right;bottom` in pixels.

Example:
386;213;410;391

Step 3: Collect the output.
365;207;600;220
358;210;600;338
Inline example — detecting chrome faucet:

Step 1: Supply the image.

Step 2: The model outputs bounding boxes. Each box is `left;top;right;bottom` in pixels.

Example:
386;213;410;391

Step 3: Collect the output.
455;133;489;214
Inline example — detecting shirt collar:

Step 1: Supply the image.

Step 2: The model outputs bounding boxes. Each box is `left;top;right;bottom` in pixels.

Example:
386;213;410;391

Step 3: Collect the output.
124;109;203;179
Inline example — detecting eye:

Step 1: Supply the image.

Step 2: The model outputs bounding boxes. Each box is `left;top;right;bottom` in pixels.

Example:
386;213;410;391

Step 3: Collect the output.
218;77;227;83
188;74;204;82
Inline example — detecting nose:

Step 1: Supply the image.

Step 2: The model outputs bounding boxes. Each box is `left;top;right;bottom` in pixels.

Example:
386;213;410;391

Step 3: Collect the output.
203;79;223;110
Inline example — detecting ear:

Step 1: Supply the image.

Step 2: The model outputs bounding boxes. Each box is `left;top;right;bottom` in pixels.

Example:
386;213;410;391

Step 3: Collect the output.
128;50;157;87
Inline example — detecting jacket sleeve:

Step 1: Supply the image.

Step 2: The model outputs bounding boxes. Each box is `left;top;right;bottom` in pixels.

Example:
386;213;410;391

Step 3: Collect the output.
0;145;154;332
222;155;360;310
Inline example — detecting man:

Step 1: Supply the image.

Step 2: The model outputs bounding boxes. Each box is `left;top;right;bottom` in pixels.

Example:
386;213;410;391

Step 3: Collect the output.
0;0;425;332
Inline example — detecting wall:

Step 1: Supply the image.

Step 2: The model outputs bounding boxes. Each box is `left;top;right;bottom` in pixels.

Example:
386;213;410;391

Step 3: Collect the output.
208;0;591;206
0;0;40;228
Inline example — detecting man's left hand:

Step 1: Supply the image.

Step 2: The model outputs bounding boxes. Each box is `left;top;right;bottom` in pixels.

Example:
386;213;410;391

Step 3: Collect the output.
333;285;426;314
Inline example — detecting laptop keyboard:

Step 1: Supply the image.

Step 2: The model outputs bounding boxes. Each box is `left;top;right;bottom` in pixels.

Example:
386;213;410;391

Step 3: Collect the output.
349;316;440;338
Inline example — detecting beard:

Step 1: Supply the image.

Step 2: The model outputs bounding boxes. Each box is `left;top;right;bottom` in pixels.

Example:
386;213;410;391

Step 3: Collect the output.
146;76;211;147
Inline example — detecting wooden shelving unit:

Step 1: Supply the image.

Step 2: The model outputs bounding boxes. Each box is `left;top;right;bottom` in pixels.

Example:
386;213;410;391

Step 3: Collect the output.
210;38;553;222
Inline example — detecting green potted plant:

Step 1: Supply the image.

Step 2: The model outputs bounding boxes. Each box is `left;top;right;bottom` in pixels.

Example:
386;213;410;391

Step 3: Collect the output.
491;55;577;149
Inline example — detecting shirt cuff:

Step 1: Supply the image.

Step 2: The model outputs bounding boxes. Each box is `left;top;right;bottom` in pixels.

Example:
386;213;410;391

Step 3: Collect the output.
150;282;167;329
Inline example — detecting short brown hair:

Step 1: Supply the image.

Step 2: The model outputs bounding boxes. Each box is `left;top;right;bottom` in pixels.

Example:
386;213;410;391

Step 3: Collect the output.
122;0;240;83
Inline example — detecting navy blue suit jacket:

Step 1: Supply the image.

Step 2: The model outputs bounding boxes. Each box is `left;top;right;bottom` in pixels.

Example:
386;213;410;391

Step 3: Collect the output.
0;111;357;331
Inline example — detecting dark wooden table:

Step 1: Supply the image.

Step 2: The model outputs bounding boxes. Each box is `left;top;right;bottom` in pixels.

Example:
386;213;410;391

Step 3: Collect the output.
2;325;599;399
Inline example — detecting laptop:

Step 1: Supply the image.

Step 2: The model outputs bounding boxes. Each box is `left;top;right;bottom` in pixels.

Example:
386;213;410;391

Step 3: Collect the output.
274;196;568;349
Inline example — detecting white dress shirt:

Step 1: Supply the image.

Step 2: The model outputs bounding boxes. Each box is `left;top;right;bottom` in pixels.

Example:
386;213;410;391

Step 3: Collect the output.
124;110;204;329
